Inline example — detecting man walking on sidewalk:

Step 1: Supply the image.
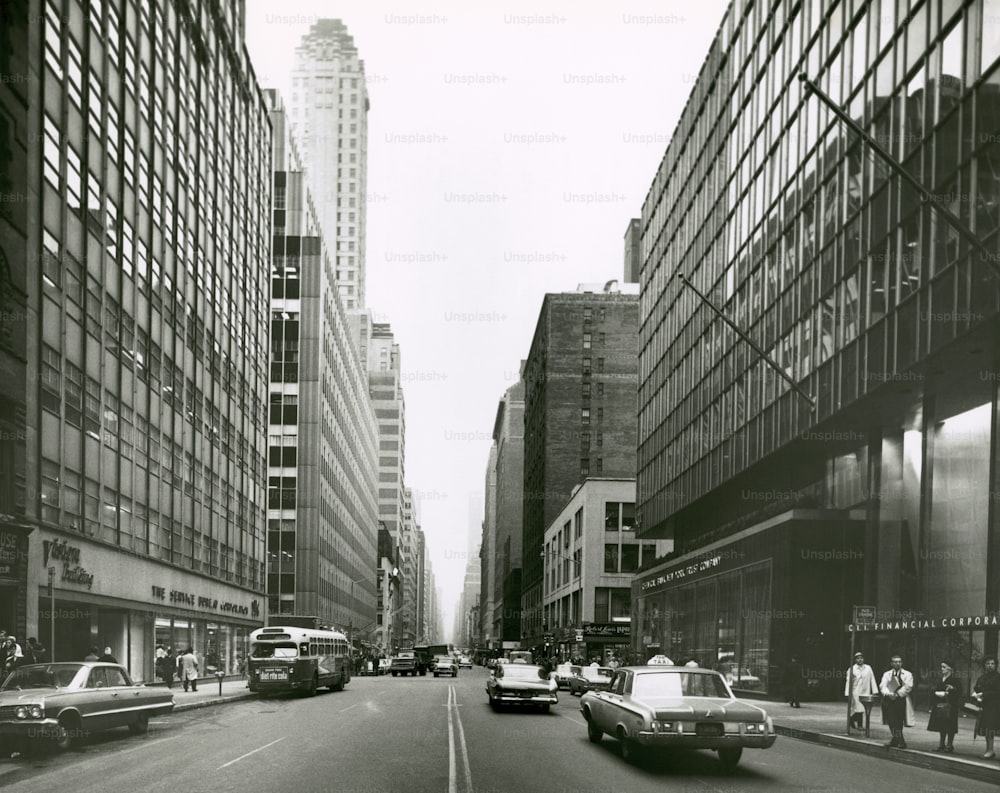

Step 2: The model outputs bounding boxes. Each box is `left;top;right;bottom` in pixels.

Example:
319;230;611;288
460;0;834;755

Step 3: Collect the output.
179;647;199;692
880;654;914;748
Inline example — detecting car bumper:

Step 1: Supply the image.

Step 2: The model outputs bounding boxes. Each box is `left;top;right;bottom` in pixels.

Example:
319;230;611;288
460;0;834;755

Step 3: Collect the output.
0;718;62;739
633;731;777;749
490;691;558;705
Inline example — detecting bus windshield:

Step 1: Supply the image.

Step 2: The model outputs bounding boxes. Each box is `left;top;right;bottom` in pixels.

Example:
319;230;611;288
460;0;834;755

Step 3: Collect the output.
250;642;297;659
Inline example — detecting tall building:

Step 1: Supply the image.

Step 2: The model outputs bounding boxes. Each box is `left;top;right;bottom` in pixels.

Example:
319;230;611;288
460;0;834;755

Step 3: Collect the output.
367;323;406;548
635;0;1000;698
456;546;481;649
491;375;525;648
0;0;32;639
266;90;379;639
520;283;640;650
23;0;271;677
290;19;369;309
623;218;641;284
480;443;497;651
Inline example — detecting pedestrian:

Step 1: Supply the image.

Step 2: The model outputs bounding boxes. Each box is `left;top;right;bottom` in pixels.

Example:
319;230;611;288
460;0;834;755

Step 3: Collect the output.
84;645;100;662
2;635;22;672
879;654;915;749
845;651;878;730
179;647;199;692
27;638;47;664
927;659;962;752
784;655;805;707
98;646;117;663
972;655;1000;759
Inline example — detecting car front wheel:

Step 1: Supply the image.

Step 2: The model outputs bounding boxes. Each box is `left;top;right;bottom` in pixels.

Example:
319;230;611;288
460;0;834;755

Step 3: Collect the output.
586;718;602;743
618;729;641;763
718;747;743;772
51;714;82;752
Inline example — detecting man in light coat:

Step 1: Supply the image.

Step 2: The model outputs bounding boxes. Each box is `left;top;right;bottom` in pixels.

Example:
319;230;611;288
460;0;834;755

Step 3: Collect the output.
845;651;878;730
179;647;199;692
879;654;915;748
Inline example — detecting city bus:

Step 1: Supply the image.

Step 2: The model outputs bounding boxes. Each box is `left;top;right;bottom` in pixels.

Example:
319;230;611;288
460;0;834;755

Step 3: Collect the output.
248;626;351;696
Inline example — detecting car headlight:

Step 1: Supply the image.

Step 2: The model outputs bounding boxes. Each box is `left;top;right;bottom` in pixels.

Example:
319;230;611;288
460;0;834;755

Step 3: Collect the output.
745;722;766;733
650;721;674;732
14;705;43;720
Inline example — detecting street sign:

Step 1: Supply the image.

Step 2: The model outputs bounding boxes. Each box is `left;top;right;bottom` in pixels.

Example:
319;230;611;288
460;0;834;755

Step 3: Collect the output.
574;630;583;642
853;605;877;626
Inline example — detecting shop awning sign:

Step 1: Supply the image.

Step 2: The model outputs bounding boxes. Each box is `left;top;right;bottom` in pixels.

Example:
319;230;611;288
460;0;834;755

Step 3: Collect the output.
853;605;876;626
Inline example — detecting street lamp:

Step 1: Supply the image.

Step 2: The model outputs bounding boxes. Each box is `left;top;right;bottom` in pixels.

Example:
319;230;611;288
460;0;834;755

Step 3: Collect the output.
540;549;582;575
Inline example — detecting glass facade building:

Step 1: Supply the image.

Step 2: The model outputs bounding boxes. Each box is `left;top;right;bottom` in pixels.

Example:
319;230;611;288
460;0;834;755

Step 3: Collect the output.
637;0;1000;700
24;0;271;679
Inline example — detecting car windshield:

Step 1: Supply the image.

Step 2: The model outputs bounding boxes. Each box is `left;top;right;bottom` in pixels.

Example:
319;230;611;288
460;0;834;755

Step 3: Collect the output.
583;667;613;681
435;656;452;663
1;664;82;690
632;671;732;699
501;665;548;680
250;641;297;659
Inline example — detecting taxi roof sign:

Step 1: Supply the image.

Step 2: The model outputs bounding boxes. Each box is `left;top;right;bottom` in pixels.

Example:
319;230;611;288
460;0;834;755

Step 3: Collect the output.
647;654;675;665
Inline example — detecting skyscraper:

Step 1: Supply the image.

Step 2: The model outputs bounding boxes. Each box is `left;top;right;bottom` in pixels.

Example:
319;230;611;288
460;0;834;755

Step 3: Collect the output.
266;90;379;637
290;19;369;310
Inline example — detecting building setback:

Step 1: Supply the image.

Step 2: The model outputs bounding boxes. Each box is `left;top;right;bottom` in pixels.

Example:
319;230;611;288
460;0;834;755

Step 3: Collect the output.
521;284;640;650
23;0;271;678
266;91;379;638
635;0;1000;700
290;19;369;310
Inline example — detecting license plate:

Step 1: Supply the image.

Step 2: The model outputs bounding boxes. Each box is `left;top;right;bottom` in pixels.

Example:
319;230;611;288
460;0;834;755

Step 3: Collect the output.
259;668;288;682
695;722;724;736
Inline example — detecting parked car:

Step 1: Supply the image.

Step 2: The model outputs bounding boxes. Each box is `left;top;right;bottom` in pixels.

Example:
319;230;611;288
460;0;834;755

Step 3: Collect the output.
568;666;614;696
580;666;776;769
486;662;558;713
457;656;473;669
0;662;174;752
433;655;458;677
550;663;579;690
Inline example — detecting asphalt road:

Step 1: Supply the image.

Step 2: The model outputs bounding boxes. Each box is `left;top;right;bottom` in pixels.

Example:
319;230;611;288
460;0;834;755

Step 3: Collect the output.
0;666;992;793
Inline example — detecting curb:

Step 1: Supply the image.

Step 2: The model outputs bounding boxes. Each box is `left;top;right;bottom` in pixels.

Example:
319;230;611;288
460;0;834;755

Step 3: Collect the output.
774;725;1000;785
172;691;258;713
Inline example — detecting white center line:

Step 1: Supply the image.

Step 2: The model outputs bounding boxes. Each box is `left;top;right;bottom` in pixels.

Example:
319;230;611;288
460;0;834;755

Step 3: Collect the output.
558;712;586;727
447;686;458;793
216;736;286;770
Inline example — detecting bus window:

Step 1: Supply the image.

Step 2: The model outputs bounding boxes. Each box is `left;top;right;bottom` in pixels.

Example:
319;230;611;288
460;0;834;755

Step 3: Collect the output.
250;642;297;658
302;643;311;656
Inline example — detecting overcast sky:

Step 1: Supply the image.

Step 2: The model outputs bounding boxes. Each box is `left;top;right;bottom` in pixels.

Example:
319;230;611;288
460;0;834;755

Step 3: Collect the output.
243;0;731;640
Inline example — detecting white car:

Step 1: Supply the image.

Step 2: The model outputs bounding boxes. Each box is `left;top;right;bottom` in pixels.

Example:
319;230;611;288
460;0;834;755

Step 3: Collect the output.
457;655;473;669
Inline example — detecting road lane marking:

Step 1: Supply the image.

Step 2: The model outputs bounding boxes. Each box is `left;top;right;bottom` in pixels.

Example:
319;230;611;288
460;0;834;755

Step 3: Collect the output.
216;736;286;770
558;712;586;727
338;702;361;713
446;685;473;793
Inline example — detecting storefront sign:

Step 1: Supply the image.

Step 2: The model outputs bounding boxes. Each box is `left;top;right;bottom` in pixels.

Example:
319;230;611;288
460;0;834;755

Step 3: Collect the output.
0;530;24;576
582;622;630;637
151;585;252;616
641;553;723;590
41;538;94;590
847;614;1000;632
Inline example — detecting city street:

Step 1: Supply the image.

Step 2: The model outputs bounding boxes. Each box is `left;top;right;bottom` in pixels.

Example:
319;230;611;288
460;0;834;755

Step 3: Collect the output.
0;667;992;793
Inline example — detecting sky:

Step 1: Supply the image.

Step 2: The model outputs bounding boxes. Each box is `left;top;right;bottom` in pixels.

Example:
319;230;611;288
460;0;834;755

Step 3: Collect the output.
243;0;731;639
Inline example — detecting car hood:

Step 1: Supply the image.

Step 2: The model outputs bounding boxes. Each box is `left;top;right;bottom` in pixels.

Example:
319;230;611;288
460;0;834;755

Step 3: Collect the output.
0;687;66;703
641;697;770;720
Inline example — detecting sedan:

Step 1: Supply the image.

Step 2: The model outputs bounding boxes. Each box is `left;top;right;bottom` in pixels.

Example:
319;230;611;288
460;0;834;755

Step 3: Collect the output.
550;663;579;690
0;662;174;752
433;656;458;677
568;666;614;696
580;666;776;770
486;663;558;713
457;656;473;669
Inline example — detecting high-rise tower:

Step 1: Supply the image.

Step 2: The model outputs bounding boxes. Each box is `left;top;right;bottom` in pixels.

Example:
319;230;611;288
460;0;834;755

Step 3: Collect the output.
290;19;369;310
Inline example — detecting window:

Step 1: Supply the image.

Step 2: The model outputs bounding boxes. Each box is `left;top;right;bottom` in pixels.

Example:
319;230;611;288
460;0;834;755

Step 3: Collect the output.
41;345;61;413
582;357;591;375
581;408;590;424
583;332;592;349
604;501;620;530
573;508;582;539
620;543;639;572
621;502;636;530
604;544;619;572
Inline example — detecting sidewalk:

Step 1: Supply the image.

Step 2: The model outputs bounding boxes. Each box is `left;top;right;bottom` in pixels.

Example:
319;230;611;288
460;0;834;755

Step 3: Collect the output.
153;675;258;713
768;699;1000;784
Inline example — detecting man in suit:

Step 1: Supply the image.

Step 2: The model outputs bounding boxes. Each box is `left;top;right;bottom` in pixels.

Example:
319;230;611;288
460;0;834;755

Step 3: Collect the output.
879;654;915;748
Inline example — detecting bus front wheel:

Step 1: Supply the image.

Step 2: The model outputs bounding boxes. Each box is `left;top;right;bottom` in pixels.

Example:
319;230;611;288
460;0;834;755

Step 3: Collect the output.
304;674;318;696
